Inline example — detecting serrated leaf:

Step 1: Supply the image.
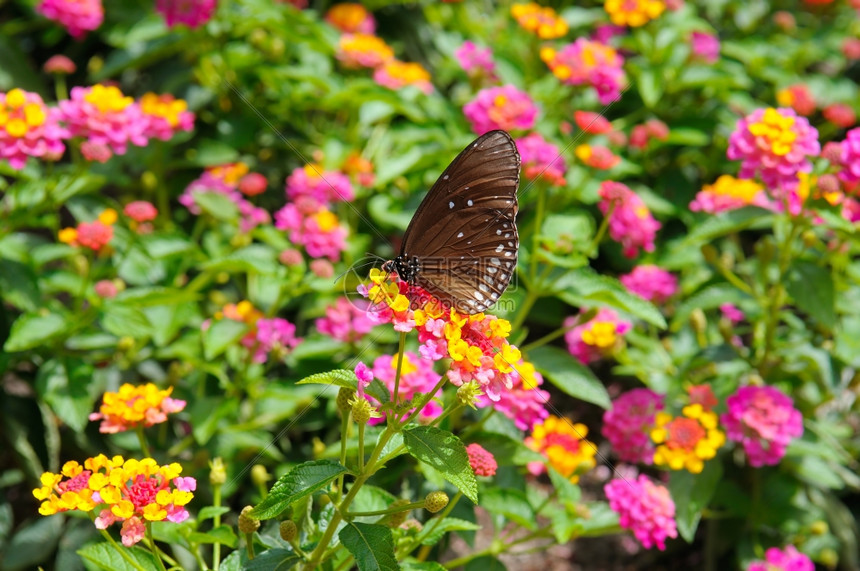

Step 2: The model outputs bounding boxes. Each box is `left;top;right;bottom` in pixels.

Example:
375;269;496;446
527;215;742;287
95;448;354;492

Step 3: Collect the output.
528;345;610;409
250;460;348;520
785;260;835;328
338;522;400;571
296;369;358;389
241;548;301;571
77;542;160;571
4;311;68;351
416;517;481;546
403;426;478;503
202;319;249;360
555;267;666;328
683;206;773;244
669;461;722;542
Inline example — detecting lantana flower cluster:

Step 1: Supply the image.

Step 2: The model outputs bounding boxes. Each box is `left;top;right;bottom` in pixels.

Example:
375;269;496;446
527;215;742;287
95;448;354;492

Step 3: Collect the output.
253;318;302;363
605;474;678;551
604;0;665;28
598;181;661;258
455;41;497;82
365;352;443;424
89;383;186;434
33;455;195;547
58;208;118;253
690;175;769;214
651;404;726;474
463;85;538;135
516;132;567;186
156;0;217;29
564;307;631;365
746;545;814;571
316;297;377;343
526;415;597;482
180;162;271;233
361;269;524;401
602;388;664;464
0;88;68;169
721;385;803;467
541;39;626;104
619;265;678;304
38;0;104;38
510;3;568;39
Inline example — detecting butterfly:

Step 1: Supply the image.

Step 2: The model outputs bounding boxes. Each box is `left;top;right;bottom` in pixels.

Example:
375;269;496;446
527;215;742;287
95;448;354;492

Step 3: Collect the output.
382;130;520;315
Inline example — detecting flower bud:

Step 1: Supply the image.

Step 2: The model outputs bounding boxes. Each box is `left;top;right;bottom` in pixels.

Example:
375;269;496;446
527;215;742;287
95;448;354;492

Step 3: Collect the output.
238;506;260;534
279;520;298;542
424;491;449;514
337;388;356;412
690;308;707;334
810;520;829;535
251;465;271;488
209;457;227;486
350;396;380;424
457;380;483;410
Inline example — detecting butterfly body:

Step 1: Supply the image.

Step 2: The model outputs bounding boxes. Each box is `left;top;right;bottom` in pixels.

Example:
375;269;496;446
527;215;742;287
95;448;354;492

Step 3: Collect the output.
384;130;521;314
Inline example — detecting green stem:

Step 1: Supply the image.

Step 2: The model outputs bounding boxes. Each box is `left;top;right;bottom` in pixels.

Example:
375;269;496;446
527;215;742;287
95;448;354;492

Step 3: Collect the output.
529;183;547;282
348;501;424;517
429;403;462;428
245;532;256;559
91;516;148;571
520;321;579;353
587;202;614;258
336;412;349;502
509;288;539;332
212;485;222;571
414;491;462;561
146;522;169;571
135;426;152;458
357;422;366;473
400;376;447;427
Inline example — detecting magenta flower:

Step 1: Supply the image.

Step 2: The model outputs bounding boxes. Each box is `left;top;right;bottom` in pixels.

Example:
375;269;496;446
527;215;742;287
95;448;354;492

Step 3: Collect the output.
689;175;770;214
43;55;76;74
727;107;820;191
316;297;376;343
38;0;103;38
462;85;537;134
466;443;498;477
602;388;664;464
477;360;550;431
286;164;355;205
454;41;497;80
372;60;434;94
619;265;678;304
605;474;678;550
690;31;720;63
124;201;158;223
94;280;118;299
720;303;745;324
0;89;68;170
564;307;631;365
721;385;803;467
598;181;661;258
139;93;195;141
252;318;301;363
274;198;348;261
747;546;814;571
541;39;626;104
59;85;149;158
515;132;567;186
368;352;442;424
838;127;860;183
156;0;217;29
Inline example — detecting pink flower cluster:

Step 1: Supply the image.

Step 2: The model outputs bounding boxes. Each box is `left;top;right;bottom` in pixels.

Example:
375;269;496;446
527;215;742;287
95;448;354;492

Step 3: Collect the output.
838;127;860;183
38;0;103;38
180;163;271;233
602;388;664;464
286;164;356;204
0;89;68;170
368;352;443;424
455;41;497;81
721;385;803;467
252;318;301;363
516;132;567;186
315;297;376;342
156;0;217;29
274;198;348;261
690;31;720;63
727;107;820;191
747;546;814;571
477;360;550;431
598;181;661;258
541;39;626;104
139;93;195;141
605;475;678;550
463;85;537;134
564;307;631;365
59;85;148;157
619;265;678;304
466;443;498;477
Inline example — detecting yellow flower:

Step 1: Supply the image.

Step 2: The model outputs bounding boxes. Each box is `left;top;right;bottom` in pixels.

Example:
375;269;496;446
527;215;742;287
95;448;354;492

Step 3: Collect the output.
651;405;725;473
139;93;188;127
580;321;617;349
511;3;568;39
84;84;134;114
747;108;798;157
604;0;665;27
527;415;597;482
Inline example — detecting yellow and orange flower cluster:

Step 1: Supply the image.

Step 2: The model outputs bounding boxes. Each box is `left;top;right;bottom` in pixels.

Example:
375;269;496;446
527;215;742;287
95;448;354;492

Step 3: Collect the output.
650;404;725;474
34;455;195;547
604;0;665;27
527;415;597;482
511;3;568;39
58;208;117;252
337;33;395;69
747;108;798;157
88;383;187;434
208;161;250;186
1;88;48;137
84;84;133;114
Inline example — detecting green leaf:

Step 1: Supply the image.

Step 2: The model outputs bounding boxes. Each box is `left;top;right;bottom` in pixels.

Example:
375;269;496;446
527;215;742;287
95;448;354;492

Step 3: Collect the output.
671;284;751;331
338;522;400;571
555;267;666;328
637;68;663;108
1;516;62;570
198;506;231;521
403;426;478;504
202;319;249;360
204;245;279;275
669;460;723;542
193;191;240;220
0;260;40;311
785;260;835;329
464;556;506;571
4;311;69;351
296;369;357;389
250;460;348;520
480;488;536;530
402;563;447;571
187;525;238;547
528;345;610;409
35;359;95;433
682;206;773;244
77;542;161;571
242;548;301;571
548;467;582;506
416;517;481;546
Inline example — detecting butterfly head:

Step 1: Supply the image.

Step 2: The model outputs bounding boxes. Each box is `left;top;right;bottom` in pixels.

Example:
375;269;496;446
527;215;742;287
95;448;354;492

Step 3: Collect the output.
382;254;421;285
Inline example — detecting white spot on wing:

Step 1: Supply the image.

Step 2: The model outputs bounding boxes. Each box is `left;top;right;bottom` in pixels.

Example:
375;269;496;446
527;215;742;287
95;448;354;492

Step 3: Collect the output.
467;199;473;206
457;232;464;238
449;201;454;209
495;244;504;253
